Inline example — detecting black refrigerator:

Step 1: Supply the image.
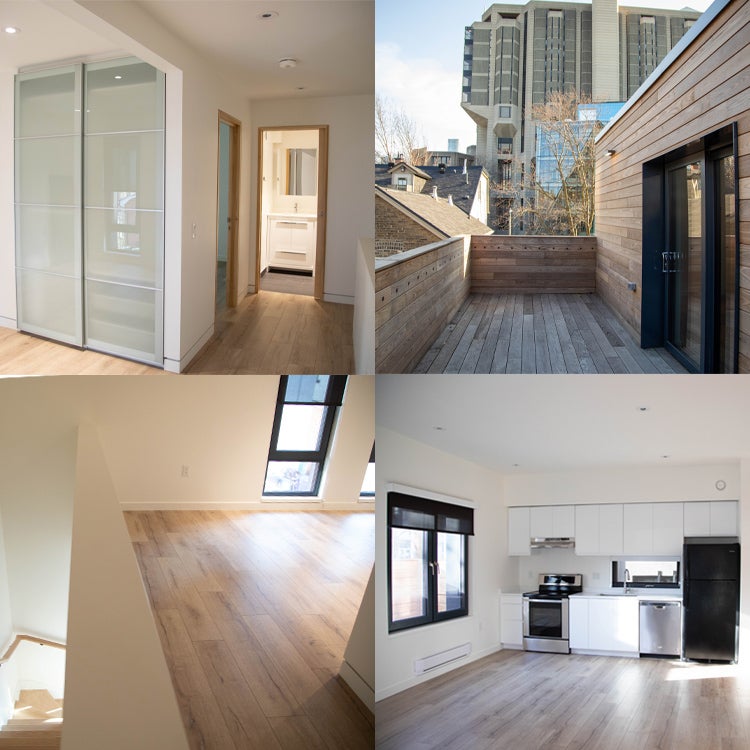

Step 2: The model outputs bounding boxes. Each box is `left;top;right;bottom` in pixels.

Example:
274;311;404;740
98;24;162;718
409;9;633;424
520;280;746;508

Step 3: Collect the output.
683;537;740;663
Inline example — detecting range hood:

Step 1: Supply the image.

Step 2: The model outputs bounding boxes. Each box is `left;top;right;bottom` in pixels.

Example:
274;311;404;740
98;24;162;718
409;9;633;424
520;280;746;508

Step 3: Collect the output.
530;537;575;549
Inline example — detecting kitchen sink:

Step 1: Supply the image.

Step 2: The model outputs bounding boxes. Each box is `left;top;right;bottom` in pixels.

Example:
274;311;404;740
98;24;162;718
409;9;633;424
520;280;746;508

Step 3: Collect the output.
598;591;638;596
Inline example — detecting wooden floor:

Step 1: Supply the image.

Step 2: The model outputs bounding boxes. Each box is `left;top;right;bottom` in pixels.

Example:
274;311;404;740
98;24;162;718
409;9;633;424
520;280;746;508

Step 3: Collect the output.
0;328;170;376
376;649;750;750
0;291;353;375
414;293;688;374
187;291;354;374
262;270;315;297
125;510;374;750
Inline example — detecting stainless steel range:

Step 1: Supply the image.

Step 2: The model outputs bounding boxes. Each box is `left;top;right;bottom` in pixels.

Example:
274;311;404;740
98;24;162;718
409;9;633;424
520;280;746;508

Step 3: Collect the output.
522;574;583;654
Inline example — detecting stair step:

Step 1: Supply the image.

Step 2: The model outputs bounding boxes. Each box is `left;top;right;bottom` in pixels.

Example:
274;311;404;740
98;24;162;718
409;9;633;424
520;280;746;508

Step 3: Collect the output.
0;731;61;748
15;692;62;715
4;719;62;729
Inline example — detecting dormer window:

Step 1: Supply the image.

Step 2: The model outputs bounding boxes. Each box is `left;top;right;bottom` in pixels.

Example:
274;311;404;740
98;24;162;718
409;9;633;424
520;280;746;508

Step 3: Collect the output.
397;177;407;190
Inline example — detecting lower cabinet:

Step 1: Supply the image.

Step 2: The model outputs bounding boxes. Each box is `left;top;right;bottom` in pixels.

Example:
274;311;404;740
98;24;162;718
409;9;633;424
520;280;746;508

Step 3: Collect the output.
500;593;523;649
569;596;639;655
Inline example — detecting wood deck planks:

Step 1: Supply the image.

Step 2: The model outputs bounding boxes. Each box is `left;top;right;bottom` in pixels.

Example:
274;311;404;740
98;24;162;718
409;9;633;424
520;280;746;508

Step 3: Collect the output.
413;293;688;374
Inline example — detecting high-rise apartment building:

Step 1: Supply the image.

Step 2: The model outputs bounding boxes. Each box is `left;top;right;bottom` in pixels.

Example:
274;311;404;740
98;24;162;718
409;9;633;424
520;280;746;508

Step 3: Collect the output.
462;1;700;182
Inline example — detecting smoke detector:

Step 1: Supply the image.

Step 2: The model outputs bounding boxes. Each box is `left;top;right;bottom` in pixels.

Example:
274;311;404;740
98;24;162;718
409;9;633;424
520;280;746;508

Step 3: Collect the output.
278;58;297;69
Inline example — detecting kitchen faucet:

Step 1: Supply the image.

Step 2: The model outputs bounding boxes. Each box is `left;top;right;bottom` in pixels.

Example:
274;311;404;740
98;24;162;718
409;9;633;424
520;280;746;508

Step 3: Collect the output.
624;568;631;594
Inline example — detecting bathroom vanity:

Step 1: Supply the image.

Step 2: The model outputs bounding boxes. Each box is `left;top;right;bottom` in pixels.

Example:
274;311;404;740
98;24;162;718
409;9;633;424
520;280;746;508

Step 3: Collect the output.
266;214;317;272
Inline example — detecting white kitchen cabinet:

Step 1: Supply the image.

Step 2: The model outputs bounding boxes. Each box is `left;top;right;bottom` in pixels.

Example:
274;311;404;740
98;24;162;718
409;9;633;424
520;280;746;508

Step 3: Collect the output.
623;504;652;555
575;504;623;556
529;505;574;538
500;594;523;649
568;597;589;649
683;501;737;536
569;595;638;655
508;507;530;556
709;501;738;536
652;503;683;555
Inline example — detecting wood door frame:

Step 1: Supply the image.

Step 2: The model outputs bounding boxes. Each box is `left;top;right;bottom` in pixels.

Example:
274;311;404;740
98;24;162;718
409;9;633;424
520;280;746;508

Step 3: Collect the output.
217;110;241;310
255;125;329;301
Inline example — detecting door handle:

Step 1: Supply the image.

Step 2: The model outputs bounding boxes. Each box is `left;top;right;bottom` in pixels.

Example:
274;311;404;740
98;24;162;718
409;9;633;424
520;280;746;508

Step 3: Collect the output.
661;251;680;273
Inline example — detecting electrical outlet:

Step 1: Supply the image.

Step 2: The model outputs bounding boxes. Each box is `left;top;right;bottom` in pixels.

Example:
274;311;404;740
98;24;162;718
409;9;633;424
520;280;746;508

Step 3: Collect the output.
181;464;189;478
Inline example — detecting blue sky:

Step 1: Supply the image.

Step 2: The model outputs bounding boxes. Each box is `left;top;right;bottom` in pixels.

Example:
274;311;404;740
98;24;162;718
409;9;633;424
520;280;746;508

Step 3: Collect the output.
376;0;715;152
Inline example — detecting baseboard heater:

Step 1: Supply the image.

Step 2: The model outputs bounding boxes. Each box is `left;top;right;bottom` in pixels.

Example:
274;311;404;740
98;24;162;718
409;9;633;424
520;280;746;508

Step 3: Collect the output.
413;642;472;675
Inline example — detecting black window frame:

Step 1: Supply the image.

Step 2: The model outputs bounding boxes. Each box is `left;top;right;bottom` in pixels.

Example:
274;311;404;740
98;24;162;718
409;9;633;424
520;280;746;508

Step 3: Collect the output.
359;442;375;498
387;490;473;633
263;375;347;497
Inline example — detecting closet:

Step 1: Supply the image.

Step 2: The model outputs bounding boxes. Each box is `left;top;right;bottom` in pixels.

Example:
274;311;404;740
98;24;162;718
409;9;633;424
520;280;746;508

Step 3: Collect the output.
15;57;165;365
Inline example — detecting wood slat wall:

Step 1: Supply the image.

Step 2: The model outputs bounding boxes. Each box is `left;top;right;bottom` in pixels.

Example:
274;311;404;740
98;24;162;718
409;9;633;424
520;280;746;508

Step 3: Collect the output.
595;0;750;370
375;237;471;372
469;236;597;294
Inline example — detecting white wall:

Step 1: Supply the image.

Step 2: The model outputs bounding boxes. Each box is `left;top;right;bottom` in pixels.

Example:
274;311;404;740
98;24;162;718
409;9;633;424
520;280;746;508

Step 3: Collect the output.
0;70;14;329
353;238;375;374
504;463;740;506
0;433;76;642
0;508;15;724
217;121;230;262
250;94;375;304
341;567;374;711
739;459;750;664
376;427;511;701
13;639;66;699
64;423;188;750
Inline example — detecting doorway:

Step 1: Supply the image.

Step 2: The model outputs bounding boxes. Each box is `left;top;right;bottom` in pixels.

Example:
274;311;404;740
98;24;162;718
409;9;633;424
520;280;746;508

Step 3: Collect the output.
216;111;241;314
256;126;328;300
642;125;739;373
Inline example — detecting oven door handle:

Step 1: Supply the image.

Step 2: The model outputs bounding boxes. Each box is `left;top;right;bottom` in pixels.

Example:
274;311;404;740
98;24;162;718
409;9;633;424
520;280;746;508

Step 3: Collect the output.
527;597;554;604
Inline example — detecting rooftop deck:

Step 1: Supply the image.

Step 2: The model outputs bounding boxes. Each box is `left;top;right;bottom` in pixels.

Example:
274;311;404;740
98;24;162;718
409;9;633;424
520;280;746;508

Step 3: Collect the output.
413;292;688;374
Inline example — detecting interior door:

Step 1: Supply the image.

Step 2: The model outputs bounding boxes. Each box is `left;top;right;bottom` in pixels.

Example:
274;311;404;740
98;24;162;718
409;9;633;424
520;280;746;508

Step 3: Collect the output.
664;160;703;370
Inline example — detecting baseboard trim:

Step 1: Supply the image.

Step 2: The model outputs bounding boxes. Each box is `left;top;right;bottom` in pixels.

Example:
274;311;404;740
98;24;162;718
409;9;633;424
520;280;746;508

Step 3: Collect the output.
323;293;354;305
119;500;374;512
339;661;375;714
165;323;215;373
0;315;17;330
375;643;502;702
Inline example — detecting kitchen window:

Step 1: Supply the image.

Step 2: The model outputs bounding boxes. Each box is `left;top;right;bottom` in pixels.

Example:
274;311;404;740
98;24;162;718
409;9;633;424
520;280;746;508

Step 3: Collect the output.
612;560;680;589
387;490;473;632
263;375;347;496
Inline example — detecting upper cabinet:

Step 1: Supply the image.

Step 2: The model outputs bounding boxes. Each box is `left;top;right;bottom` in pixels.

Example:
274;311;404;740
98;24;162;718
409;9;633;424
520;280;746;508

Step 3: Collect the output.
683;501;738;537
508;507;530;556
575;504;623;556
507;501;737;556
529;505;574;538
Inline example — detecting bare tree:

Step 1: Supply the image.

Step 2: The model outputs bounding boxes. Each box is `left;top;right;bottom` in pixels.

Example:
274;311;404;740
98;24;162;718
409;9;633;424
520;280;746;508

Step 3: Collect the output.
375;94;429;165
495;91;601;235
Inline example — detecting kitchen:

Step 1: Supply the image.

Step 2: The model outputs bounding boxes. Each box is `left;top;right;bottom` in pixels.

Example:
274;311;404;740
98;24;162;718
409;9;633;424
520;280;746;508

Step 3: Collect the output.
375;376;750;749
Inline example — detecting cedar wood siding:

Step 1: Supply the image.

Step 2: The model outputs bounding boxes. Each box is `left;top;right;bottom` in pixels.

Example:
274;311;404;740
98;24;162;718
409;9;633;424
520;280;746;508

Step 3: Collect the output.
595;0;750;371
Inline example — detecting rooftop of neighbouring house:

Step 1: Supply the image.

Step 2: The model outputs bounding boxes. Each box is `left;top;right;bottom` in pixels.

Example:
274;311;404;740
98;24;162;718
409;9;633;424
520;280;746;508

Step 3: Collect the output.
375;185;494;240
375;163;487;218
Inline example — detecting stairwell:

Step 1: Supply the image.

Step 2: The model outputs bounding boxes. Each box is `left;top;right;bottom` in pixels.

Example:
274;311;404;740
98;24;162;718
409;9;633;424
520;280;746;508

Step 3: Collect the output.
0;690;62;749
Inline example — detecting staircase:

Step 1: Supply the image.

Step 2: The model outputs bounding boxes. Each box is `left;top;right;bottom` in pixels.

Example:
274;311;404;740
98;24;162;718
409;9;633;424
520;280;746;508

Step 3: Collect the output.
0;690;62;749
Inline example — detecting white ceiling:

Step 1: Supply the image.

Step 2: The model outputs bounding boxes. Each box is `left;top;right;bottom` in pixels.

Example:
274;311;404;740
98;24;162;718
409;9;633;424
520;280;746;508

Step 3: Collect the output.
0;1;373;99
133;0;374;99
0;1;116;71
376;376;750;473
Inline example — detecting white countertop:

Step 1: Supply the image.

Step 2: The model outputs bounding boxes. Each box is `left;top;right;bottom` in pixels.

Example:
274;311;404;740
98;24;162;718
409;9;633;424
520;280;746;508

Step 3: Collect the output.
573;591;682;602
266;212;317;219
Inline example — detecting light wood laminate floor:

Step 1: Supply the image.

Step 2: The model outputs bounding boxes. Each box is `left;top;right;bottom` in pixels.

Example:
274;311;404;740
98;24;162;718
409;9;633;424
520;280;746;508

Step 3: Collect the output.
414;293;688;374
376;649;750;750
0;291;353;375
125;510;374;750
187;291;354;374
0;328;171;376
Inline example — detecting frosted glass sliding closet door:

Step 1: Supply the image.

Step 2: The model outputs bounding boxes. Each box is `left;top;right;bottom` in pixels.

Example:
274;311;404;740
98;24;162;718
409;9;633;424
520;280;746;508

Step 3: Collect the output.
84;59;165;364
14;58;165;365
15;66;83;345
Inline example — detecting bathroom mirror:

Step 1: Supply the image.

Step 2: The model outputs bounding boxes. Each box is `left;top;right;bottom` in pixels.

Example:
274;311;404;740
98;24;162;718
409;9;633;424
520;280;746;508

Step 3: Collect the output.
286;148;317;196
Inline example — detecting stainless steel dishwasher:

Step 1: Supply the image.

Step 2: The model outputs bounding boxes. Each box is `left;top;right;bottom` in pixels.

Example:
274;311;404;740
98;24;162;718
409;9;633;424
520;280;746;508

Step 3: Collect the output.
639;600;682;657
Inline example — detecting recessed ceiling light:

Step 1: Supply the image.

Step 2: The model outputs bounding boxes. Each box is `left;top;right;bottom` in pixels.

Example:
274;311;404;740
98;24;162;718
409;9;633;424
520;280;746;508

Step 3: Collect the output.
296;86;306;91
279;58;297;69
3;26;20;34
257;11;278;20
512;463;520;468
433;426;445;431
114;75;123;80
661;454;670;459
638;406;649;412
